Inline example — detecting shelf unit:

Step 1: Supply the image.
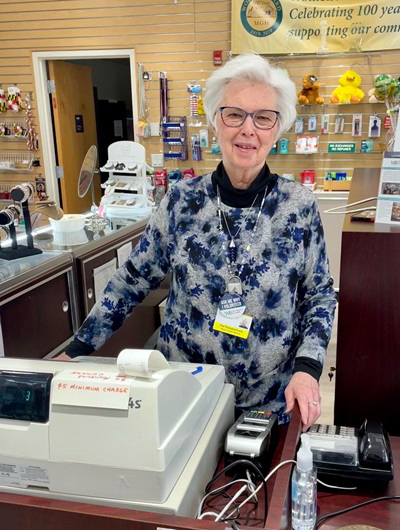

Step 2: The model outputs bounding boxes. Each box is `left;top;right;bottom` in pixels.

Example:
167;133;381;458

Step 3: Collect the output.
99;141;154;223
0;152;33;172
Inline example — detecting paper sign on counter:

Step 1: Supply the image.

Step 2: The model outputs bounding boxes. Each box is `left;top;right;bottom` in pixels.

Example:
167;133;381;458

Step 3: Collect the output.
52;370;131;410
93;258;117;301
117;241;132;267
117;349;170;378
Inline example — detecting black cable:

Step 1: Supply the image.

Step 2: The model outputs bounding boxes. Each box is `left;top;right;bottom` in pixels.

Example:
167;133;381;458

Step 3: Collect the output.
316;495;400;528
204;459;268;525
231;521;240;530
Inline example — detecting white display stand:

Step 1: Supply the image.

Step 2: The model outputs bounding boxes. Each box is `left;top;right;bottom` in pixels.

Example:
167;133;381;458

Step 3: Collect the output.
99;141;154;224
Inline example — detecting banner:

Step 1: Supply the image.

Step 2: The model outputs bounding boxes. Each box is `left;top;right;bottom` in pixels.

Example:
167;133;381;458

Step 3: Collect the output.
232;0;400;55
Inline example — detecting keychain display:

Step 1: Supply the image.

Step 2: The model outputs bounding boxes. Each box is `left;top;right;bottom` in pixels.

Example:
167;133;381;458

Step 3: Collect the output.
197;96;205;115
279;138;289;154
308;115;317;131
7;86;23;112
188;83;202;126
137;63;151;138
211;137;221;155
25;94;39;151
321;114;329;134
294;117;304;133
199;129;208;148
369;115;381;138
0;89;6;113
334;115;345;134
352;114;362;137
191;134;202;161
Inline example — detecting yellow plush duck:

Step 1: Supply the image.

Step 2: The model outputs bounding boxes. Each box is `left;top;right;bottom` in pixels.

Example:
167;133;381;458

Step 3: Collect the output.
330;70;364;104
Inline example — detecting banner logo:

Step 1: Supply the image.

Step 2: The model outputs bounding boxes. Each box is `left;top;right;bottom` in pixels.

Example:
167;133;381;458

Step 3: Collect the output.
240;0;283;37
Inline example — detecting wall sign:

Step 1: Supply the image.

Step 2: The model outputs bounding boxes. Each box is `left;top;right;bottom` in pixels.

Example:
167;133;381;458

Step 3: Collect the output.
232;0;400;54
328;142;356;153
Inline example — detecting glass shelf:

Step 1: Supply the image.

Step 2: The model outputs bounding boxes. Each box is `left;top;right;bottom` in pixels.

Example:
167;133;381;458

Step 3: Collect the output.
0;136;28;140
0;168;33;173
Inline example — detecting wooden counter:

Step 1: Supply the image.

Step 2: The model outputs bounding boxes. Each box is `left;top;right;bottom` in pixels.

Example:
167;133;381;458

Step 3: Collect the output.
0;409;302;530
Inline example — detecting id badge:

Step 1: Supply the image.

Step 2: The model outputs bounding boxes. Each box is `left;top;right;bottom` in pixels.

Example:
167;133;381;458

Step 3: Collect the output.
213;310;253;339
213;294;252;338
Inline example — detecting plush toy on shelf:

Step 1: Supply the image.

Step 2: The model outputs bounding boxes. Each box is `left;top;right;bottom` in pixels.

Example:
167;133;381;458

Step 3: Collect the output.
330;70;364;104
368;74;394;103
298;74;324;104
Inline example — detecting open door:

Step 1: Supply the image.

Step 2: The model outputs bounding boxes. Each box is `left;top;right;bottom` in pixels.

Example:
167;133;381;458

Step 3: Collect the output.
48;61;101;214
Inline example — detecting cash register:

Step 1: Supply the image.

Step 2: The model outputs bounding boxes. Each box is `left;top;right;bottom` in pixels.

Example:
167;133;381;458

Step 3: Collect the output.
0;353;234;516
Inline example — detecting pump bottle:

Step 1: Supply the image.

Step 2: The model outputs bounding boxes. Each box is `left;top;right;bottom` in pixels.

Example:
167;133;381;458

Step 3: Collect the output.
291;433;317;530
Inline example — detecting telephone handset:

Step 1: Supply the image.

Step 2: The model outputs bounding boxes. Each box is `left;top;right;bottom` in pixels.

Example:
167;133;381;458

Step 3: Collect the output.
307;419;393;490
358;419;391;469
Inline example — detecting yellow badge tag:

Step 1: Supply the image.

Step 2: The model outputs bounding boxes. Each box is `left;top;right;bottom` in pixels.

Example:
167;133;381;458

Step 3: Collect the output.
213;310;252;339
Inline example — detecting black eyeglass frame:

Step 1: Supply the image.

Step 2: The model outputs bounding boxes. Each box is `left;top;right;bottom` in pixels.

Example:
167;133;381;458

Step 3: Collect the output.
218;106;280;130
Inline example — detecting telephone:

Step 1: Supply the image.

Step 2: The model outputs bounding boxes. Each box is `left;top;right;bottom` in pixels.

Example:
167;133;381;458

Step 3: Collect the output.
308;419;393;490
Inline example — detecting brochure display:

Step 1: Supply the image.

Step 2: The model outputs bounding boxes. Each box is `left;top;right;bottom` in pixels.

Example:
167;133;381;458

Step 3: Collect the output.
375;151;400;224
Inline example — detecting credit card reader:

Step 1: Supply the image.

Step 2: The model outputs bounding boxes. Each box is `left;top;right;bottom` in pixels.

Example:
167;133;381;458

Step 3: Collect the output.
224;411;278;474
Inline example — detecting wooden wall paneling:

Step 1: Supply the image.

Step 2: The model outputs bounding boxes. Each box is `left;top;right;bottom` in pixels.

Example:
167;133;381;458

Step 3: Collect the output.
1;1;399;191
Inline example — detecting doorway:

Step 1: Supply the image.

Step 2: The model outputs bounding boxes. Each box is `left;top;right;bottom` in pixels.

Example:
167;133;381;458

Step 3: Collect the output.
33;50;138;211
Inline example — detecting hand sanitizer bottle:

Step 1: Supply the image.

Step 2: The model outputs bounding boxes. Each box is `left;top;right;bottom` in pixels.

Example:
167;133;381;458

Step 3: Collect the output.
291;434;317;530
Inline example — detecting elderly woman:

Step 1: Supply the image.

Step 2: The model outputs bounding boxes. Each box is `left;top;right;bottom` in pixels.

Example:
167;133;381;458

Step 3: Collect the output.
62;54;336;430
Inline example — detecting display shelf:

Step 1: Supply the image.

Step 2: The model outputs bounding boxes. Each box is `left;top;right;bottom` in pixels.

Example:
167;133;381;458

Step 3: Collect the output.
0;136;28;141
0;168;34;173
296;102;385;109
99;162;145;174
323;180;352;191
101;176;146;193
99;141;154;222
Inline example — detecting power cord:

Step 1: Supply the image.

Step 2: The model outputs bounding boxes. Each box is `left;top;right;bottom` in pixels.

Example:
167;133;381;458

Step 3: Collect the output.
225;460;296;521
197;478;255;519
323;196;377;215
316;495;400;528
199;459;268;524
317;478;357;490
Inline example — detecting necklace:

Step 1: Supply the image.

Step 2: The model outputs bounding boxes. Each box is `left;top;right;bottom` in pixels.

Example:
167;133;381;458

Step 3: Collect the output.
217;187;259;263
217;186;268;295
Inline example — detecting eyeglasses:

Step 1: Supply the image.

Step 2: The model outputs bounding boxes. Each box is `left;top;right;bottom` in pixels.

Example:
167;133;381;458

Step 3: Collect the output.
219;107;280;130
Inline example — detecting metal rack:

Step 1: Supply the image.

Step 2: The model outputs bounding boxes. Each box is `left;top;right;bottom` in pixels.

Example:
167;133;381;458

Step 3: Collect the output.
162;116;188;160
0;152;34;172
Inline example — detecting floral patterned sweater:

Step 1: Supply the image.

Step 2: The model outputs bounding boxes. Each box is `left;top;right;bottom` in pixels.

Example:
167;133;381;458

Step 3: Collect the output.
69;173;336;422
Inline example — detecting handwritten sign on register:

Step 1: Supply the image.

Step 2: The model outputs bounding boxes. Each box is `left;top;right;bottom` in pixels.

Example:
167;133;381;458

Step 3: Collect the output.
52;370;131;410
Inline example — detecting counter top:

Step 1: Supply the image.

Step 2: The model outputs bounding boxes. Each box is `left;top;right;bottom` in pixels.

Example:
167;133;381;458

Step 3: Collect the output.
34;218;149;256
0;251;72;297
0;217;150;294
344;168;400;234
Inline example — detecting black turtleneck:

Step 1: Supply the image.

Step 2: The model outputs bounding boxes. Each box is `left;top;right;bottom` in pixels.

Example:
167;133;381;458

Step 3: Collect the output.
211;162;277;207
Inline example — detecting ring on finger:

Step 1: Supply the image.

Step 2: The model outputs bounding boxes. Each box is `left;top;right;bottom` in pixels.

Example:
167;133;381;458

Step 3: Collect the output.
308;401;318;406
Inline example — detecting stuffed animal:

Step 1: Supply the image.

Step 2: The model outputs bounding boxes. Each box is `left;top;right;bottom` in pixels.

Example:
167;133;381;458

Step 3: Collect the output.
330;70;364;104
298;74;324;104
369;74;400;104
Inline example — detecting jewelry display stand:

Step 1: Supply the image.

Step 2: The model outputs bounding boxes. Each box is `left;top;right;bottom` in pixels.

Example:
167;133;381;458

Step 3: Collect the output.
99;141;154;224
0;184;42;260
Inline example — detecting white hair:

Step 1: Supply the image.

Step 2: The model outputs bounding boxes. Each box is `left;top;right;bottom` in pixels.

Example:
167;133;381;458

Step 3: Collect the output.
204;53;297;139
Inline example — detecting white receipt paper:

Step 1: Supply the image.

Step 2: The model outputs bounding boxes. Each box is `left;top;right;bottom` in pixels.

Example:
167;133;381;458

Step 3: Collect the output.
117;349;170;378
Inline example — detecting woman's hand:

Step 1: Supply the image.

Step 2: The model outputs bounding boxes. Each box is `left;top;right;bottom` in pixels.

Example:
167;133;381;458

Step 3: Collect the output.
50;353;72;361
285;371;321;432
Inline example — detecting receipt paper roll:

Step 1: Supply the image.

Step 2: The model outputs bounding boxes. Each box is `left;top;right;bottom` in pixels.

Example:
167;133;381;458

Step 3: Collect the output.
117;349;170;378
